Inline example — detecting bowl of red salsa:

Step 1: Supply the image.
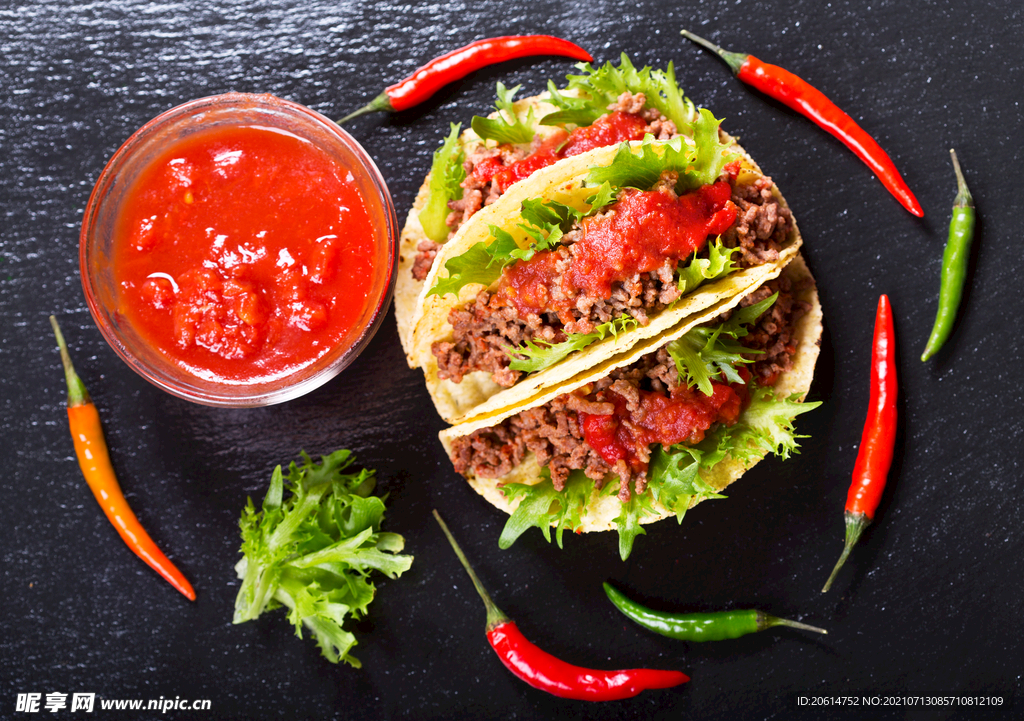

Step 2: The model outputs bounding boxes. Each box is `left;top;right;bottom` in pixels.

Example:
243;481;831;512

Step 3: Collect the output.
81;93;397;406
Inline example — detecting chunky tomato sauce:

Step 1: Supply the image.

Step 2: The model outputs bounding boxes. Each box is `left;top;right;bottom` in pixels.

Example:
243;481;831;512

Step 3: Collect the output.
578;381;744;474
567;183;736;300
113;124;376;383
499;183;737;317
560;111;648;157
472;111;649;193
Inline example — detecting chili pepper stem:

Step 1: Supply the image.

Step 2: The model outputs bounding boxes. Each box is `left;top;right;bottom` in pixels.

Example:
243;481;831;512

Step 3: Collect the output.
757;611;828;635
680;30;748;74
433;510;511;631
49;316;90;407
337;92;394;125
949;148;973;209
822;511;871;593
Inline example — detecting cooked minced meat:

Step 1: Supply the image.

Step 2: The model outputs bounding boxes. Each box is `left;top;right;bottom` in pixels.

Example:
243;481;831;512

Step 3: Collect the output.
411;240;440;282
433;261;681;387
433;174;789;387
721;176;792;267
735;274;811;384
449;282;808;500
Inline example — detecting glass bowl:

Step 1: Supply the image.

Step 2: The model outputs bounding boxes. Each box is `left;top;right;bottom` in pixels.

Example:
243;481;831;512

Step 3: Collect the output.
80;93;397;407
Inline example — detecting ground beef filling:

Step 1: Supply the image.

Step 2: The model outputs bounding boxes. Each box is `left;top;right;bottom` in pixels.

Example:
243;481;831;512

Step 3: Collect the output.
722;176;791;267
411;91;680;280
449;283;808;501
432;174;789;388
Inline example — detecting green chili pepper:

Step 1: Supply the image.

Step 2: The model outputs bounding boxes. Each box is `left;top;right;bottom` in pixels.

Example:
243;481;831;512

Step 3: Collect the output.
921;148;975;361
603;583;826;642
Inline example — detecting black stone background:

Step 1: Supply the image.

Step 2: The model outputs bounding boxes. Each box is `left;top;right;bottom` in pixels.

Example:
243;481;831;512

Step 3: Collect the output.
2;1;1023;719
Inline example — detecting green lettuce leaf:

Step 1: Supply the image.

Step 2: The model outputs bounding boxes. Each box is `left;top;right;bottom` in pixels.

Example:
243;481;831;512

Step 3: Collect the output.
722;384;821;463
507;314;639;373
666;292;777;395
611;481;662;561
418;123;465;243
471;82;536;144
584;182;618;214
508;196;582;263
586;134;695;191
685;107;738;187
646;445;727;524
540;79;607;128
426;231;519;298
499;468;595;549
676;237;740;294
542;54;697;135
234;449;413;667
428;189;612;298
586;126;738;195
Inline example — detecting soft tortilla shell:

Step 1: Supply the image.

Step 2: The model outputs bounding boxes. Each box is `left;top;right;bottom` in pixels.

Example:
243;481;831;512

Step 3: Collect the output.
440;253;822;534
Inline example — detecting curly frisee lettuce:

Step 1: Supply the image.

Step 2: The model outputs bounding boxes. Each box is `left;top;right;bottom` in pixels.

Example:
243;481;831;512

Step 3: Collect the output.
542;54;697;134
233;449;413;667
471;82;538;144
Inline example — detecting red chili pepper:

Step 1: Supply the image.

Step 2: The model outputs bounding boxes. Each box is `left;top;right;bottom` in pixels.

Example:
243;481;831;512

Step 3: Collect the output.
822;295;898;592
681;30;923;218
338;35;592;124
433;510;688;701
50;316;196;601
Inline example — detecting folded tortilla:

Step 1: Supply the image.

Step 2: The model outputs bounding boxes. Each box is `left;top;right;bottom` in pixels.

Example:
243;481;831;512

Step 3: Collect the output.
439;253;821;534
401;129;802;426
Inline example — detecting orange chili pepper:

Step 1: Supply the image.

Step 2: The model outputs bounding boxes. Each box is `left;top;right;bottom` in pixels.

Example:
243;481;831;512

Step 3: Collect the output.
50;316;195;601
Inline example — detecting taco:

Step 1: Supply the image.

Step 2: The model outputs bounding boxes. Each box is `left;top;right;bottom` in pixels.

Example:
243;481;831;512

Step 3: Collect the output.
438;254;822;560
405;124;801;425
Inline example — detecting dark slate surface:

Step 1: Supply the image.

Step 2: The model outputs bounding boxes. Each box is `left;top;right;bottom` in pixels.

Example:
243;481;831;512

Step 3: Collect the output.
2;1;1022;719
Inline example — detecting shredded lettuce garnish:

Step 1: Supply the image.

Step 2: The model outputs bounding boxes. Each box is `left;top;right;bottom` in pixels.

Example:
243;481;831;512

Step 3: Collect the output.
507;315;639;373
666;292;777;396
647;446;727;520
471;82;537;144
689;106;739;187
722;384;820;463
233;450;413;667
542;54;697;135
426;232;519;298
610;487;658;560
587;134;693;190
418;123;465;243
